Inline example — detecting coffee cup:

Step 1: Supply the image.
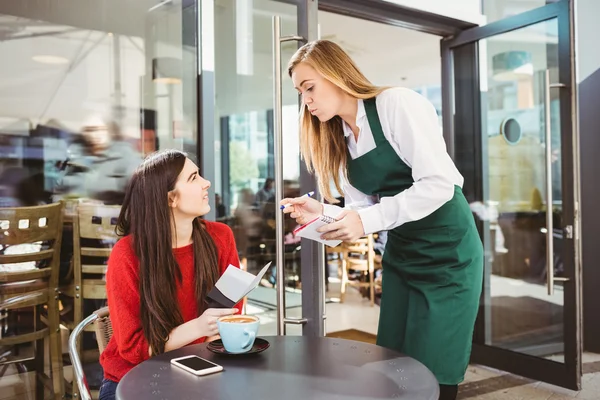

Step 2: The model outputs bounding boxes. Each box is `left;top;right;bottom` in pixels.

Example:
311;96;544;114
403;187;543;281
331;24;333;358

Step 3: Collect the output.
216;315;260;354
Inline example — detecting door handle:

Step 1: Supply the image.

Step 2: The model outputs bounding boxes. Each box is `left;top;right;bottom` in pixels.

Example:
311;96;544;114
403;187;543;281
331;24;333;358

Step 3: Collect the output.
544;69;567;295
273;15;306;334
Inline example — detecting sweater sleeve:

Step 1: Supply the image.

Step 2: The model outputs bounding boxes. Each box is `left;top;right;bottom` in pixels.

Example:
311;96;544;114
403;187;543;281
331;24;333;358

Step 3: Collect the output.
105;240;150;365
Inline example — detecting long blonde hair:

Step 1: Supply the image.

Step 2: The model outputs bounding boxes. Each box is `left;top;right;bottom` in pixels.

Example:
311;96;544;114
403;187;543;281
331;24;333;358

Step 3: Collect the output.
287;40;387;203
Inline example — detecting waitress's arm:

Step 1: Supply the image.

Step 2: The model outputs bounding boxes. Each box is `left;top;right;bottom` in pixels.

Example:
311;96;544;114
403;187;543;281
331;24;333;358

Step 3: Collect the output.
326;88;461;235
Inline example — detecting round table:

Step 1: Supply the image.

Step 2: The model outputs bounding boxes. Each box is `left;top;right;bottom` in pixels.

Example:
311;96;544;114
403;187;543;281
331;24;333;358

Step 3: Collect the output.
116;336;439;400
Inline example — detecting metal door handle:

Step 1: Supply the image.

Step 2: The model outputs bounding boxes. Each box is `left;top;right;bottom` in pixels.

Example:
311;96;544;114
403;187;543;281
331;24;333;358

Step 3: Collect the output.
544;69;567;295
273;15;306;334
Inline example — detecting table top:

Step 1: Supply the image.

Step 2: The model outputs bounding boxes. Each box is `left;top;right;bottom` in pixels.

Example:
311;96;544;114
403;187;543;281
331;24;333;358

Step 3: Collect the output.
116;335;439;400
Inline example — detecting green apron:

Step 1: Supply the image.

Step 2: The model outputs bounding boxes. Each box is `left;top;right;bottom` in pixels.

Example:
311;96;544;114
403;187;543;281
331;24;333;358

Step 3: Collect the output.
347;98;483;385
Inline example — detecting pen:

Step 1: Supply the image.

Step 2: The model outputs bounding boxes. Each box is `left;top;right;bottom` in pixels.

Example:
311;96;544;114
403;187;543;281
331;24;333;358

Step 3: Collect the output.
280;191;315;210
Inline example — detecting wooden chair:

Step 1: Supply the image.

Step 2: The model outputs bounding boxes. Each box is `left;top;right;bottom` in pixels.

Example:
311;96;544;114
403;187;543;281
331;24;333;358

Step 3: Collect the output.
0;202;65;400
69;306;112;400
339;234;381;307
62;204;120;327
61;203;120;398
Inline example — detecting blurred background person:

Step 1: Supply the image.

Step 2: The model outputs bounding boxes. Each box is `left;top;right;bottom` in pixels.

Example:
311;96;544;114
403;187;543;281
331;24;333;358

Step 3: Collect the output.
255;177;274;208
215;193;227;218
54;114;141;205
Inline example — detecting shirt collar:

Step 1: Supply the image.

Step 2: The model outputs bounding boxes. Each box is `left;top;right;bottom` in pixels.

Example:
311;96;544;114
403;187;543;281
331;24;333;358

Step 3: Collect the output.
342;98;366;138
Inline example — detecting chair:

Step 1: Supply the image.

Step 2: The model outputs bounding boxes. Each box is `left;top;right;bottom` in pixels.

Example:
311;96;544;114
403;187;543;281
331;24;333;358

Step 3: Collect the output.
62;203;120;332
61;203;120;397
0;202;65;400
339;234;381;307
69;306;111;400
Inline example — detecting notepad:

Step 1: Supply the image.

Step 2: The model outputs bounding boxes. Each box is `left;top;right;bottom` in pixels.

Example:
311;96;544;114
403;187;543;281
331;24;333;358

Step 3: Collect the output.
293;215;342;247
207;262;272;308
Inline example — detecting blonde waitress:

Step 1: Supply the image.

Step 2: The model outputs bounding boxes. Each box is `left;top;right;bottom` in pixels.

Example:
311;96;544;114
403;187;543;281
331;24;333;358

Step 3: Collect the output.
281;40;483;400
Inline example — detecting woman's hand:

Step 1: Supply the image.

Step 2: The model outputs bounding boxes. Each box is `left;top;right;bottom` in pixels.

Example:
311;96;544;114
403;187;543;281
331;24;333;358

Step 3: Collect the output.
280;196;324;225
162;308;238;354
317;209;365;242
195;308;238;338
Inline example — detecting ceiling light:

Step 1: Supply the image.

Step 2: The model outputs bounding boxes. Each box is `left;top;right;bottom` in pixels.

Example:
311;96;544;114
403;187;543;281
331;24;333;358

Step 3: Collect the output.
32;55;69;65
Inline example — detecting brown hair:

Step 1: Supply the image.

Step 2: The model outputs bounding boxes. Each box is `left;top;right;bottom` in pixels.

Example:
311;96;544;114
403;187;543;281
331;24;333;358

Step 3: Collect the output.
287;40;388;202
116;149;219;355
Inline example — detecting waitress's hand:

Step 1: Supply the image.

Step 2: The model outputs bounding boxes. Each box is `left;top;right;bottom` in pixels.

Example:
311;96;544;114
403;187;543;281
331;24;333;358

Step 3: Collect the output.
280;196;324;225
317;210;365;242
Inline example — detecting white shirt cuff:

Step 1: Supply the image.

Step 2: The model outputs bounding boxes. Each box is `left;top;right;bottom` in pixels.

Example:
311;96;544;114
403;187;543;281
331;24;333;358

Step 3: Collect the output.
358;204;385;235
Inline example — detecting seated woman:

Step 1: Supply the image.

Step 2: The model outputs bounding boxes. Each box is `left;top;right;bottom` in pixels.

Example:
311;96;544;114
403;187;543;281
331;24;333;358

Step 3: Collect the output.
99;149;242;400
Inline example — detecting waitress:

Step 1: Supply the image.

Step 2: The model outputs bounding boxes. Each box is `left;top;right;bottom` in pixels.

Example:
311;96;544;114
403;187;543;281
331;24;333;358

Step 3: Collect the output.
280;40;483;400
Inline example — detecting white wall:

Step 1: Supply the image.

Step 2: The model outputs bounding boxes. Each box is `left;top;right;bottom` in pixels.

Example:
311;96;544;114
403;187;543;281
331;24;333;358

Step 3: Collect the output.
576;0;600;83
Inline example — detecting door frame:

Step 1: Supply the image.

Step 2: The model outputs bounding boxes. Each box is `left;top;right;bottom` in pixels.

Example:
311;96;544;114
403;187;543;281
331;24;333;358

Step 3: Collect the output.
295;0;325;338
198;0;326;336
311;0;582;390
441;0;582;390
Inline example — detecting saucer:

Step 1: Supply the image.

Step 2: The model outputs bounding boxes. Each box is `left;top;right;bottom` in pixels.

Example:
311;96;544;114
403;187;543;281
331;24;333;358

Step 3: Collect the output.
207;338;270;355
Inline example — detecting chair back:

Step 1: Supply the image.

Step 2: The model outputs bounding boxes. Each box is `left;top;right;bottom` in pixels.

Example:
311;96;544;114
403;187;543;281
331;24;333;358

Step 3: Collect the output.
71;204;120;298
0;202;66;399
0;202;64;302
93;306;113;353
343;234;375;270
77;204;121;242
338;234;380;306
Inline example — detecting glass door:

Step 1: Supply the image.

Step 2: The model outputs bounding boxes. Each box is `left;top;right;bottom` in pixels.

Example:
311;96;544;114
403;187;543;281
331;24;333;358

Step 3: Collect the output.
200;0;322;336
442;1;582;390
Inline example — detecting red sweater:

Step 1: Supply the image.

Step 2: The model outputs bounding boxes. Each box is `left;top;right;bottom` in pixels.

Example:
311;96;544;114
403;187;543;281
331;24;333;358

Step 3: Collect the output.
100;221;243;382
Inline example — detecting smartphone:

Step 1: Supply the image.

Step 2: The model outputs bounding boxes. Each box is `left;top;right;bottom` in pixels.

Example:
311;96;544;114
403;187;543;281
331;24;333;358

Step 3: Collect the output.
170;355;223;376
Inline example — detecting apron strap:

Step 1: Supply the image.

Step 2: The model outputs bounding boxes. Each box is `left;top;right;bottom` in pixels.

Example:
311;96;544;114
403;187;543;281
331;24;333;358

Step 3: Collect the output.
364;98;388;148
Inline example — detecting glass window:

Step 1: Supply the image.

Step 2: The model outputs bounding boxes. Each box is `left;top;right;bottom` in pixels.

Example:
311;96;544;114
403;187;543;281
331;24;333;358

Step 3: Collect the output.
0;1;198;207
0;3;199;395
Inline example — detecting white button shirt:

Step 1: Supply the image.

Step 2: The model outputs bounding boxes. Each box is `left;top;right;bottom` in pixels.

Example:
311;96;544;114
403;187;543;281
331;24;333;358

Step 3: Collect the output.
322;87;464;235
